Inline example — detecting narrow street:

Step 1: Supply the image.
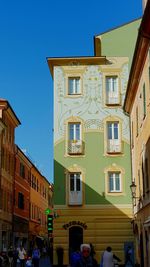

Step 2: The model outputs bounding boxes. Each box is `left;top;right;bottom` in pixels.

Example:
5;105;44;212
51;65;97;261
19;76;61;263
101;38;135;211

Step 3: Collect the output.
39;256;52;267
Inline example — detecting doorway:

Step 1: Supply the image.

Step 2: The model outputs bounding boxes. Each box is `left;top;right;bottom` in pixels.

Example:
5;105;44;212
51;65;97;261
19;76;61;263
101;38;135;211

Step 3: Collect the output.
69;226;83;261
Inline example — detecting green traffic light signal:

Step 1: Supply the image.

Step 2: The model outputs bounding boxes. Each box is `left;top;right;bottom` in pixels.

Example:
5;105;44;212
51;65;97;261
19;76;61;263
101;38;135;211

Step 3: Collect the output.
47;214;53;233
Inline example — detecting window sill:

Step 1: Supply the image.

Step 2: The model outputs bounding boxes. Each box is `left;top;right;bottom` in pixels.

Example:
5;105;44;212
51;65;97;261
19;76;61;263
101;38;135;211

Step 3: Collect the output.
65;94;83;98
68;152;84;156
106;192;124;196
105;103;121;107
65;154;85;158
107;151;123;155
68;203;83;206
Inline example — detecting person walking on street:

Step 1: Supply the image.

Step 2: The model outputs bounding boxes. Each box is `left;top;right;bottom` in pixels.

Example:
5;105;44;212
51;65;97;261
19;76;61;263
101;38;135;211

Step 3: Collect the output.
102;246;114;267
12;247;19;267
89;244;98;267
125;246;134;267
70;248;81;267
32;246;40;267
18;246;26;267
8;246;14;267
74;244;95;267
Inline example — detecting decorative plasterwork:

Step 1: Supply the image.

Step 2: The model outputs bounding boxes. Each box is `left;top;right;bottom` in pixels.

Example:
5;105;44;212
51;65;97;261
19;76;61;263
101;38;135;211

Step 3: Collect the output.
54;58;129;142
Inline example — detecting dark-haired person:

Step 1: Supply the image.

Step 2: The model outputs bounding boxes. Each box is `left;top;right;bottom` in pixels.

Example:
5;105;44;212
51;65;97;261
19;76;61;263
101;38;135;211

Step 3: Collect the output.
125;246;134;267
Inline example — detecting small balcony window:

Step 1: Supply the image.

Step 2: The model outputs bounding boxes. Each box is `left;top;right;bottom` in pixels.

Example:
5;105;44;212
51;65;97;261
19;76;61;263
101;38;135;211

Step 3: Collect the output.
108;172;121;192
106;76;119;105
68;77;81;95
68;123;84;155
107;122;121;153
69;173;82;205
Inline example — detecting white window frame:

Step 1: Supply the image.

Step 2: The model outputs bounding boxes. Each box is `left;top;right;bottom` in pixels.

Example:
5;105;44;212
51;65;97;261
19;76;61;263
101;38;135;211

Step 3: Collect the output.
108;172;121;192
106;76;119;105
68;77;81;95
107;121;121;153
69;173;81;192
69;123;81;141
69;172;82;205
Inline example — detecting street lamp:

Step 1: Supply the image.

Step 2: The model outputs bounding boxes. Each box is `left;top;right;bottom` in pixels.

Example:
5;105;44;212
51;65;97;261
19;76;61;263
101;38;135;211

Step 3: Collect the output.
130;181;137;206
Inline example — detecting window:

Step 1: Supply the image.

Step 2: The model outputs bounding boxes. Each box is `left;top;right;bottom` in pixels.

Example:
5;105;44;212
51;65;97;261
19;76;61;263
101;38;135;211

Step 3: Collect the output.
68;77;81;95
136;107;139;136
142;161;145;196
37;179;39;192
143;83;146;118
108;172;121;192
106;76;119;105
68;122;84;154
28;171;31;185
69;172;82;205
145;158;149;190
18;192;24;209
69;123;81;141
70;173;81;192
31;175;36;190
20;163;25;178
131;121;134;148
138;170;141;197
107;122;121;153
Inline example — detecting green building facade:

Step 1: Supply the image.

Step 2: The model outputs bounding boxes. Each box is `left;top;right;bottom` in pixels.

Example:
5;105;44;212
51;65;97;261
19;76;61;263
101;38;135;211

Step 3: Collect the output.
47;19;141;265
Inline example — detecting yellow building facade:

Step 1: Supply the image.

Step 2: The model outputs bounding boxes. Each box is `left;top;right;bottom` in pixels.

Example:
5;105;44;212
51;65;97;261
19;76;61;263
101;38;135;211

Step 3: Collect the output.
124;1;150;266
29;165;51;247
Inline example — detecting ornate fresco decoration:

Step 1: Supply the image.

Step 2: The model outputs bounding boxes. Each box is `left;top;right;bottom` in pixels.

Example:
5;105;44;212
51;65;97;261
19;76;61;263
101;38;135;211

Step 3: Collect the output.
54;62;130;142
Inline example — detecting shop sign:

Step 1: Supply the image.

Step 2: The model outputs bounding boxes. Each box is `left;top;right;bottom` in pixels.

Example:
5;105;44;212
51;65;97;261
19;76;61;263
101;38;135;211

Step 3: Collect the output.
45;208;52;215
63;221;87;230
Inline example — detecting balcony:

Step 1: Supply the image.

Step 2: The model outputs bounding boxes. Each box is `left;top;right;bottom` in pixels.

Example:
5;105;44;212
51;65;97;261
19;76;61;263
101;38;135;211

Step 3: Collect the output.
69;191;83;205
68;140;85;155
107;140;123;154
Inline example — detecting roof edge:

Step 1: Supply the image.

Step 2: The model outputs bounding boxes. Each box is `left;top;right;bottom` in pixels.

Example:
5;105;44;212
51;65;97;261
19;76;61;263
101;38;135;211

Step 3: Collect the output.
94;17;142;37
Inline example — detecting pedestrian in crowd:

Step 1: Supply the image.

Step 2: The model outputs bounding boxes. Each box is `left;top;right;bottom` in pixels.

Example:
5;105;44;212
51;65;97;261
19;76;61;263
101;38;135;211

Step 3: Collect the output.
0;251;9;266
8;246;14;267
100;246;114;267
125;246;134;267
90;244;98;267
70;248;81;267
42;247;47;258
74;244;95;267
18;246;26;267
113;254;121;267
12;247;19;267
32;246;40;267
26;257;32;267
0;253;4;267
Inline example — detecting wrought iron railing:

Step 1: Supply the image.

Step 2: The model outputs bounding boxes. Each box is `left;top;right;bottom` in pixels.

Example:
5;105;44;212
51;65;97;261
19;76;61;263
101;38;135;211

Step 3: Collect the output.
68;140;85;155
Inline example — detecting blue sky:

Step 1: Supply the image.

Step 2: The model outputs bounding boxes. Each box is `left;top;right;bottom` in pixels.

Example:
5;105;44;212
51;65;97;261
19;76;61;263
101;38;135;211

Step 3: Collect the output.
0;0;142;182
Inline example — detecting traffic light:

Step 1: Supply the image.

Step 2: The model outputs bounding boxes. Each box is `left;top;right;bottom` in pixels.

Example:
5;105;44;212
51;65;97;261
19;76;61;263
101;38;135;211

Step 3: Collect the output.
47;214;53;233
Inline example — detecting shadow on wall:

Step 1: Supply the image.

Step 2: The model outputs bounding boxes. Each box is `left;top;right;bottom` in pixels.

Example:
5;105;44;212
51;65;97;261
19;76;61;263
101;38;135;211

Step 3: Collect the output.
53;160;135;266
